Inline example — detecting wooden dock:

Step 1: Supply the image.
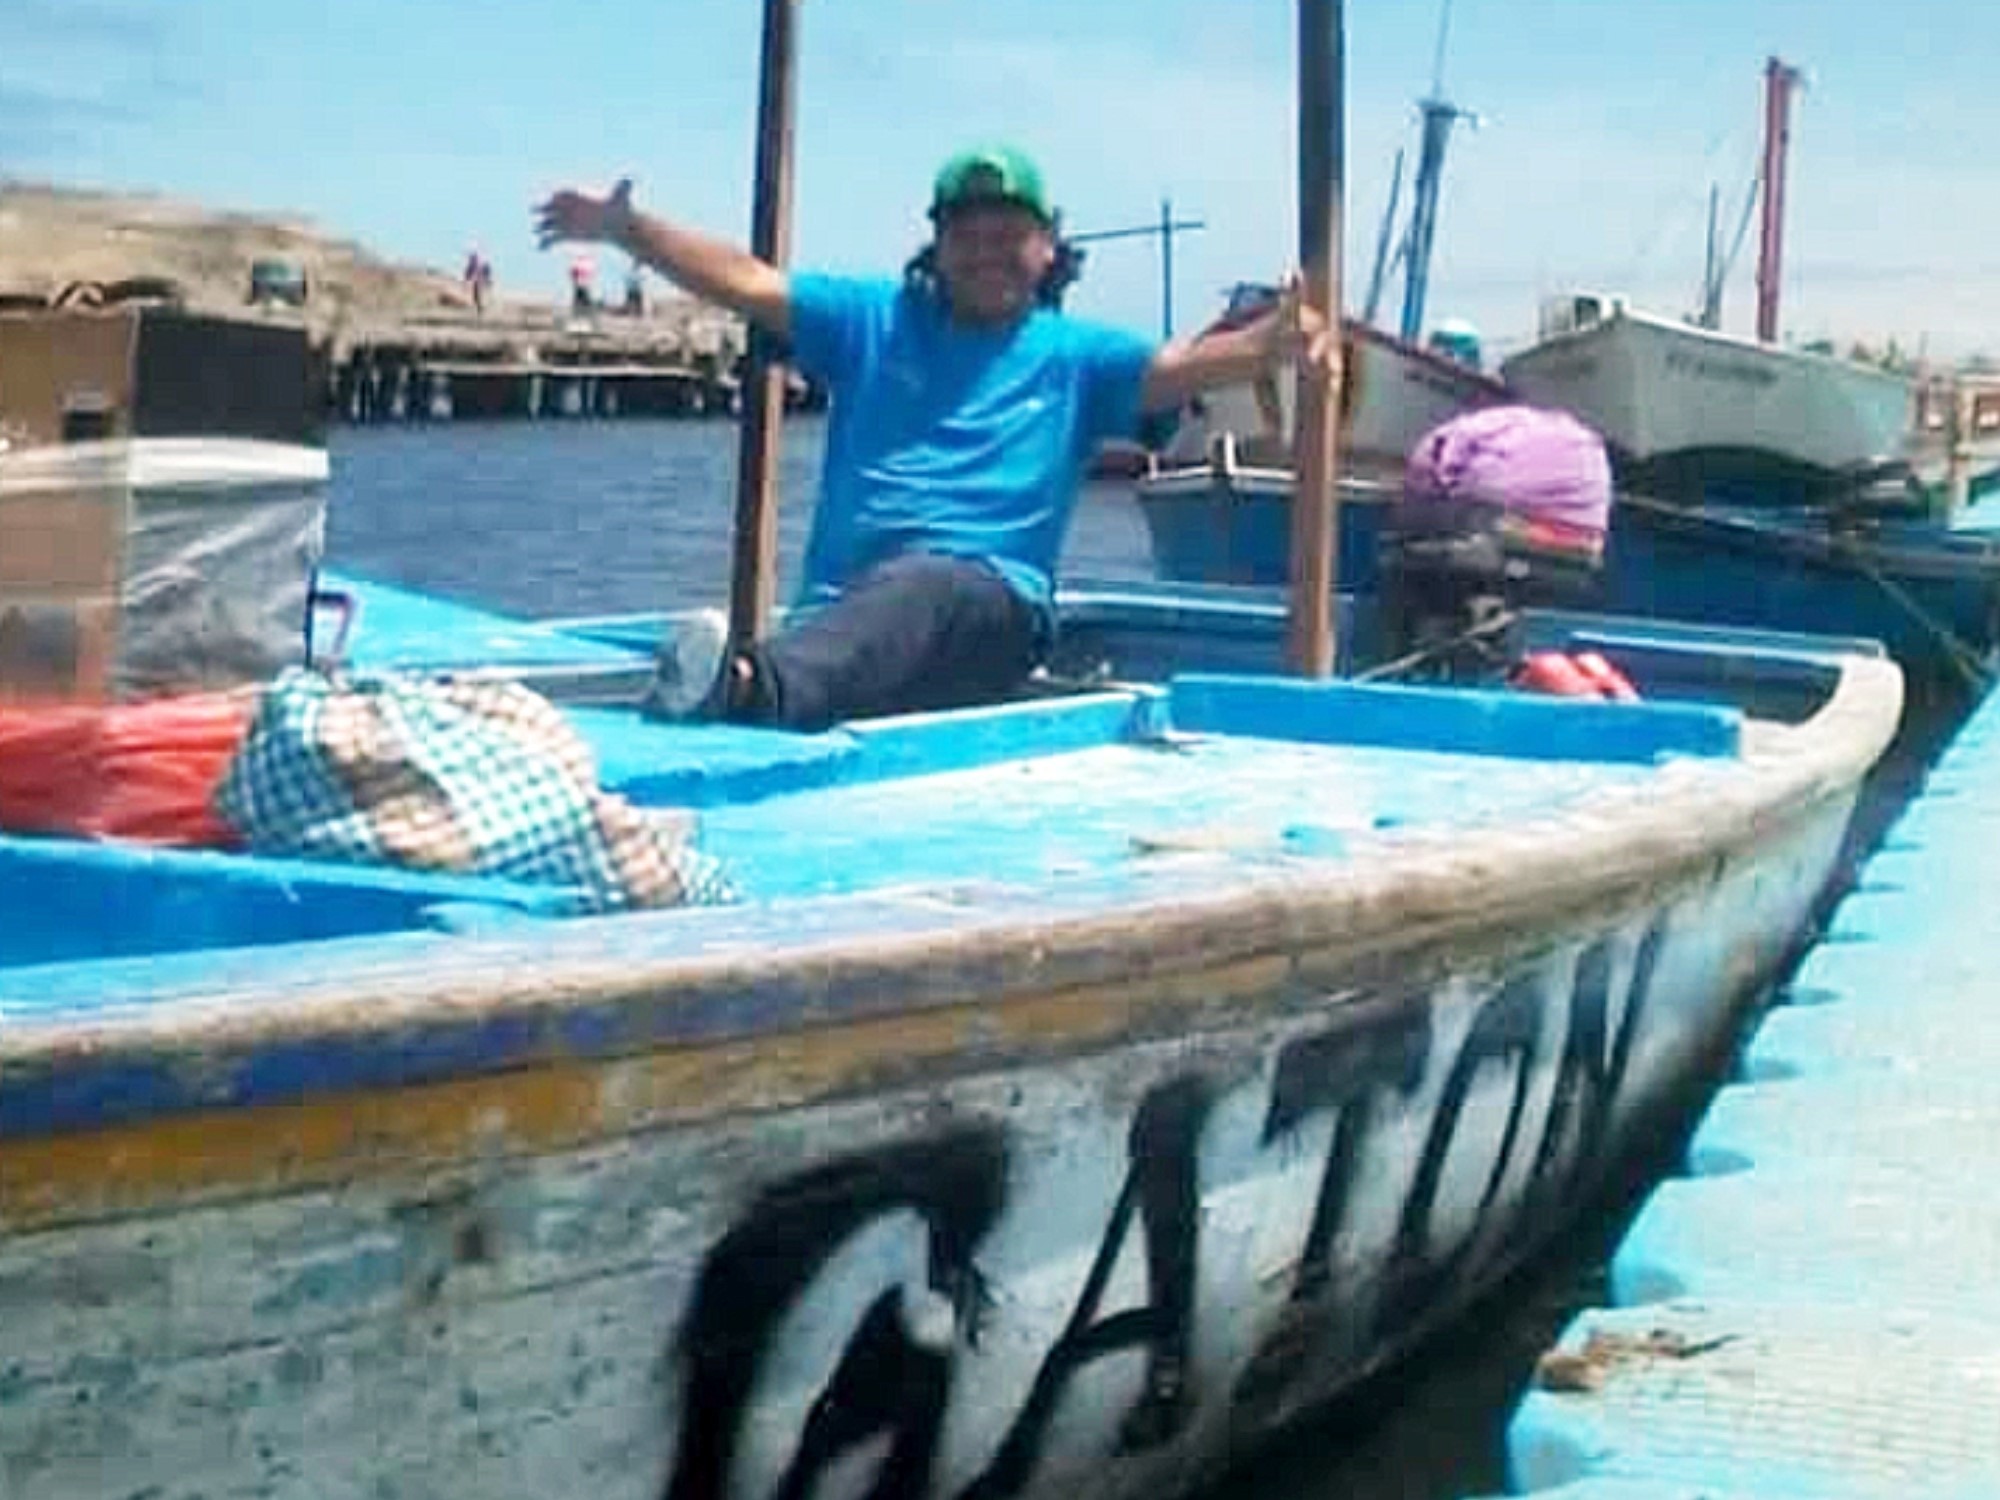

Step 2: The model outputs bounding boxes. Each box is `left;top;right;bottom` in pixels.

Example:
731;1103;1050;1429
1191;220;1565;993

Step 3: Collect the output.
328;301;823;424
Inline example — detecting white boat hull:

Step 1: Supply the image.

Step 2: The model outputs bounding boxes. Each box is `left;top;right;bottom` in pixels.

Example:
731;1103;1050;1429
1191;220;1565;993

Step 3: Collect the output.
1500;310;1912;485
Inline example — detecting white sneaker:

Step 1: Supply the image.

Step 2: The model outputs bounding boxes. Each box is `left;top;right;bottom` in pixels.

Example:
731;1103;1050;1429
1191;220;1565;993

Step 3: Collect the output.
642;607;730;721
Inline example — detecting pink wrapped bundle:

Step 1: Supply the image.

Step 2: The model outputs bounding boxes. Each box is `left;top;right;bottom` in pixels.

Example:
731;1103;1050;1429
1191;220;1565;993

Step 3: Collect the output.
1403;405;1612;556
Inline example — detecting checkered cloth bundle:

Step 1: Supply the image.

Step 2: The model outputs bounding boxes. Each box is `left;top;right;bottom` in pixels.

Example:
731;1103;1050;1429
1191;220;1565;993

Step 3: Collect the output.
215;669;732;912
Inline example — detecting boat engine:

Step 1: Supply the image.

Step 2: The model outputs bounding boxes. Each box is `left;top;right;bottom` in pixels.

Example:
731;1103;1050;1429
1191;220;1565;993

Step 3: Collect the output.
1380;405;1613;677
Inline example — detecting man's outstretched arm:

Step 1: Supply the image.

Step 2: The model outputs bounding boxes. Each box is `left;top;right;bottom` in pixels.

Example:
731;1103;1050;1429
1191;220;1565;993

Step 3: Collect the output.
535;179;791;339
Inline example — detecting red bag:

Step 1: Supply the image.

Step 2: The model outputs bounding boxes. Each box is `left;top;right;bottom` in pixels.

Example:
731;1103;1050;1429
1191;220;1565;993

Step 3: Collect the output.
1571;651;1642;703
1509;651;1602;699
0;693;253;847
1508;650;1644;704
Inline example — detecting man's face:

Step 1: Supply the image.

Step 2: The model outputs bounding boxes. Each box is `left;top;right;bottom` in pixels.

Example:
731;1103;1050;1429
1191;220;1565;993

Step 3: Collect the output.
934;203;1056;325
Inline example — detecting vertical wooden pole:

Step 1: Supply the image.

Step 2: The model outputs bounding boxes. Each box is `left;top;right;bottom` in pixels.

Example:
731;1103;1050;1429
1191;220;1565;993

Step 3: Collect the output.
728;0;800;647
1701;182;1721;328
1945;378;1974;520
1754;57;1798;346
1288;0;1345;677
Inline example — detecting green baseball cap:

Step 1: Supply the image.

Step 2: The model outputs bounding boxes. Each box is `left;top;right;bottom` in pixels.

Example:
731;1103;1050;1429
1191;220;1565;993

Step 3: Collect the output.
929;145;1054;225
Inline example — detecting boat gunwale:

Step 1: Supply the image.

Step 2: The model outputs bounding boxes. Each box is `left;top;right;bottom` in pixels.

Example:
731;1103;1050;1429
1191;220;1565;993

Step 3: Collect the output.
1134;464;1396;504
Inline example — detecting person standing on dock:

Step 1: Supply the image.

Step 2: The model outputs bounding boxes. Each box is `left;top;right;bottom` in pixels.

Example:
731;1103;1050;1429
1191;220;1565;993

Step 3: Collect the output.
534;147;1331;730
463;247;493;315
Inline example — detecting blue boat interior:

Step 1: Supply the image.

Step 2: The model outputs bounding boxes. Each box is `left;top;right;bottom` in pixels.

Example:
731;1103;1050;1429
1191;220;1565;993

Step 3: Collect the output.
0;570;1847;989
0;836;571;970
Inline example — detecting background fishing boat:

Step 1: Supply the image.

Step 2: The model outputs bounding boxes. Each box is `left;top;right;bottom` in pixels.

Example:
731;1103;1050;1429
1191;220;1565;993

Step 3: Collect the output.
1157;311;1507;484
1499;293;1912;497
1498;60;1912;502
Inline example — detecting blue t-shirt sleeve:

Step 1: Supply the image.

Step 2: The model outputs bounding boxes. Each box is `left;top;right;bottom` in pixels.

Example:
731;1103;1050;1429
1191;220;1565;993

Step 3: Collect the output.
1072;321;1158;444
787;273;893;386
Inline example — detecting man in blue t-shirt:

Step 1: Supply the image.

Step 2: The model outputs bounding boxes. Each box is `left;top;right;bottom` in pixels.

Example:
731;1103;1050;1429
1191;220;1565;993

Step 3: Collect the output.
536;146;1330;730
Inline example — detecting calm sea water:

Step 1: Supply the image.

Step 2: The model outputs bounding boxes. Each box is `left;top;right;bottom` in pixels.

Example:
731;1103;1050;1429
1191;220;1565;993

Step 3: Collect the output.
319;416;1964;1500
326;415;1155;619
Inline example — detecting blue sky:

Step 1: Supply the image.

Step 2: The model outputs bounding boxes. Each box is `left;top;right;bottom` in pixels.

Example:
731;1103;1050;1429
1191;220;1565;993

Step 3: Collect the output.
6;0;1996;358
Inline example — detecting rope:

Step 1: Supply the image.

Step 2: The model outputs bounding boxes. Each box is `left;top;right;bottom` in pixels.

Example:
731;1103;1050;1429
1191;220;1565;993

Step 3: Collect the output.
1353;608;1518;683
1843;542;1995;693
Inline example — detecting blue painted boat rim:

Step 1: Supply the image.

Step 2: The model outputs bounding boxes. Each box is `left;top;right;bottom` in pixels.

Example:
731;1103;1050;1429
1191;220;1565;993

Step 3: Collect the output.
0;830;567;911
321;568;651;674
1167;674;1741;762
1138;466;1397;503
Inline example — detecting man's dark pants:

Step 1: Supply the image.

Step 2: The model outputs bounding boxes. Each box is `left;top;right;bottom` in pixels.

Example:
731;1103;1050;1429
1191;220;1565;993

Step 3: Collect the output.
738;553;1042;732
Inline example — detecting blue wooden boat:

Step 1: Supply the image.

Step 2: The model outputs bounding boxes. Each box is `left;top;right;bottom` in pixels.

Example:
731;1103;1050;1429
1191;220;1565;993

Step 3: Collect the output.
0;549;1902;1498
1603;492;2000;695
1136;449;1390;603
1132;463;2000;693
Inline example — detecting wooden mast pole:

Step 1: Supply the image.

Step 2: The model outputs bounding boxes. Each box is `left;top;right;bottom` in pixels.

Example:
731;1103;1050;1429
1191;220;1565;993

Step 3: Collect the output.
727;0;802;648
1288;0;1346;676
1754;56;1799;346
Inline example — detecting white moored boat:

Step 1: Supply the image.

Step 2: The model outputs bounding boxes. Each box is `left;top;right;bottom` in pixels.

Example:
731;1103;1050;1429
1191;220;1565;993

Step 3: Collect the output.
1500;294;1913;492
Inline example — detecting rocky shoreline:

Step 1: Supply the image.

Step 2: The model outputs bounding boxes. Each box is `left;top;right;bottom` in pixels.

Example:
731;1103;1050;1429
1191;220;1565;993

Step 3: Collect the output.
0;180;743;370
